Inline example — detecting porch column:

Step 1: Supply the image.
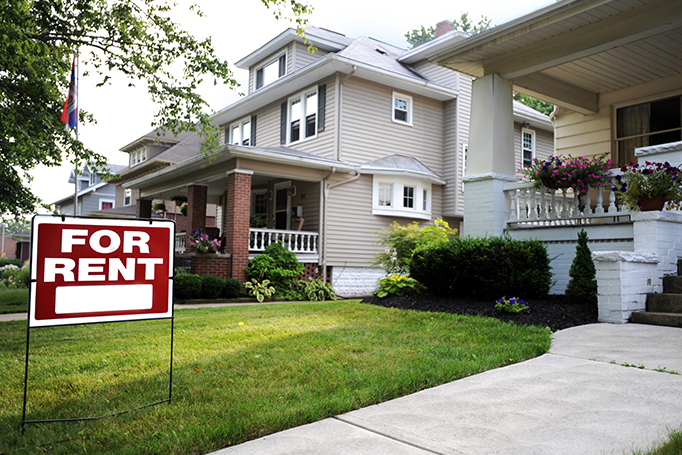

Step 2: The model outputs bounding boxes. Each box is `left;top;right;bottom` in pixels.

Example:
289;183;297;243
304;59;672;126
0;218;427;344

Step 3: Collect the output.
463;73;517;237
225;170;252;282
136;198;152;219
186;185;207;253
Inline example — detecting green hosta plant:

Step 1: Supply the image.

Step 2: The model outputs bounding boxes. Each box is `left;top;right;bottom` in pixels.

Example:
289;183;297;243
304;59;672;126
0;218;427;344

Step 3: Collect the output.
301;278;336;301
375;274;423;298
244;279;276;303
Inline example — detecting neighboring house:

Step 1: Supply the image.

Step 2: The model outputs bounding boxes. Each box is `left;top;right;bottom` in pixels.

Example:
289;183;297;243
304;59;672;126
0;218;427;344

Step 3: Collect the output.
122;25;553;296
52;163;127;216
421;0;682;323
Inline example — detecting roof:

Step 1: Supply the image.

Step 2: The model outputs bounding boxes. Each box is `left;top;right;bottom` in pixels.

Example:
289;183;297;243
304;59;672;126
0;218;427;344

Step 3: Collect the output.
421;0;682;115
337;37;420;80
119;127;196;153
52;181;111;206
512;100;552;132
360;155;446;185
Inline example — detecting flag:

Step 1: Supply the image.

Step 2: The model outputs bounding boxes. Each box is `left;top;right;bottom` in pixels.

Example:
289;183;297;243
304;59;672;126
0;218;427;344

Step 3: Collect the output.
60;57;78;130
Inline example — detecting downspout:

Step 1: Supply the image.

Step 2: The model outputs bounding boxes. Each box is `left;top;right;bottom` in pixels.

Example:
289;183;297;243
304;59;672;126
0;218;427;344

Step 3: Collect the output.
320;167;336;283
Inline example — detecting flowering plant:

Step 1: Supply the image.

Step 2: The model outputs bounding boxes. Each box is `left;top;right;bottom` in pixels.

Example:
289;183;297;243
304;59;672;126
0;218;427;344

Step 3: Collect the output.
495;296;530;314
520;153;613;193
188;229;221;254
612;161;682;211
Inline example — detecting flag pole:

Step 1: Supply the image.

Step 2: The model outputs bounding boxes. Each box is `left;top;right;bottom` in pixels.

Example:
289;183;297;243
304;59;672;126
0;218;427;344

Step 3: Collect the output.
71;54;79;216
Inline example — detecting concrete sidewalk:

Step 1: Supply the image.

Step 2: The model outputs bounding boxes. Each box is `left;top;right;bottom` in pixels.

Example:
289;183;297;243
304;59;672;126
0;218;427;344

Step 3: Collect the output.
212;324;682;455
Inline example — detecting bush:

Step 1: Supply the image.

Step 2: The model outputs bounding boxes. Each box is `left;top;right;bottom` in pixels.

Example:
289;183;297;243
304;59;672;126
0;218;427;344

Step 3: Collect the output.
409;236;552;299
15;265;29;288
375;274;423;298
201;275;225;299
299;278;336;301
246;241;304;295
373;218;457;274
565;229;597;302
222;278;242;298
0;258;21;268
174;273;202;300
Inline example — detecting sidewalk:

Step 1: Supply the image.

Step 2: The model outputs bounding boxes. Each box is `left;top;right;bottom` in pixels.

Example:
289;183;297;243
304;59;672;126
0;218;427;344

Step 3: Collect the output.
211;323;682;455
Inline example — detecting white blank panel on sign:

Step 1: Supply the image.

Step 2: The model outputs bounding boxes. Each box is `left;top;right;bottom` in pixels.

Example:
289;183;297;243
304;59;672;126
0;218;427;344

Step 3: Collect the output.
55;284;154;314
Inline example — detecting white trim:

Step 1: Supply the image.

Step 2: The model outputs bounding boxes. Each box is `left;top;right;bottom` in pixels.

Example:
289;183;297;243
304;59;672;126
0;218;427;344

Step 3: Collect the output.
253;51;286;91
287;86;318;145
372;175;431;220
392;91;413;125
227;116;253;146
98;198;115;210
521;128;536;167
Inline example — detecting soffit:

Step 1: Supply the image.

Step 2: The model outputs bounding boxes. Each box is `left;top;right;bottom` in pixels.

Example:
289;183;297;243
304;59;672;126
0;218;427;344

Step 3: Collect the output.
430;0;682;114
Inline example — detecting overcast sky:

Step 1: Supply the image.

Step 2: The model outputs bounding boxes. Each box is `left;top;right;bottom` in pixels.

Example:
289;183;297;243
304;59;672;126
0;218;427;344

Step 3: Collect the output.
30;0;555;212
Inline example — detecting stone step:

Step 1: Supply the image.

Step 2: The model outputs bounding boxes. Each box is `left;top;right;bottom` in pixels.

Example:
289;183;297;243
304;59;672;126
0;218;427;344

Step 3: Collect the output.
631;311;682;328
646;293;682;314
663;276;682;294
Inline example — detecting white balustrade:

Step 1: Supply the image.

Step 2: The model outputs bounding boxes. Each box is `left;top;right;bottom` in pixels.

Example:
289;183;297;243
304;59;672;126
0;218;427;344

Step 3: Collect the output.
504;174;631;227
175;233;186;254
249;228;319;255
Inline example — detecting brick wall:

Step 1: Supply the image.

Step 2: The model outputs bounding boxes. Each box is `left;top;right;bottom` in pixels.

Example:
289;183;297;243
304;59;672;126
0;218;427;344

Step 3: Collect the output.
186;185;208;253
224;171;252;282
190;255;232;280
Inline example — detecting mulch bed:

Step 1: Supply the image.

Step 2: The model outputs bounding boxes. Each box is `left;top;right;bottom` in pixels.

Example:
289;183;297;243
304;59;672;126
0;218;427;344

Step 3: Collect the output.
361;294;598;332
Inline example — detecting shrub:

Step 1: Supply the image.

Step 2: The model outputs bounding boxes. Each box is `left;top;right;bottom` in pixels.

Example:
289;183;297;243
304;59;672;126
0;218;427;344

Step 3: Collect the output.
375;274;423;298
201;275;225;299
373;218;457;274
244;279;275;303
0;258;21;268
222;278;242;298
409;236;552;299
15;265;29;288
246;241;304;294
565;229;597;302
300;278;336;301
174;273;202;300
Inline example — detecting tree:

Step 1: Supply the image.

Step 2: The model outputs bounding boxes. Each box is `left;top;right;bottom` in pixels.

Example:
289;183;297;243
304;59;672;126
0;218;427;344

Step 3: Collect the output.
0;0;312;217
565;229;597;302
405;12;492;47
513;92;554;116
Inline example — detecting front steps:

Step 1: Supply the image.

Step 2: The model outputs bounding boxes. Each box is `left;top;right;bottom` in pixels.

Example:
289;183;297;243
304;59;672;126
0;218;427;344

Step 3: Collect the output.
630;276;682;327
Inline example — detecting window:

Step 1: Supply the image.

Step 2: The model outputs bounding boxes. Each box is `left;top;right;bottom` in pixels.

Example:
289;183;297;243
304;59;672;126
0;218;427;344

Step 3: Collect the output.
124;189;132;206
392;92;412;125
372;176;432;220
616;95;682;164
251;190;268;217
229;118;252;146
522;129;535;167
287;88;317;144
130;147;147;167
99;199;114;210
255;54;286;90
89;171;97;186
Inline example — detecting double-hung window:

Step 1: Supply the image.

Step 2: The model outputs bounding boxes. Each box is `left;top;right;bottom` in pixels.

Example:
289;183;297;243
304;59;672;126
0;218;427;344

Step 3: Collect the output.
123;189;132;206
255;54;286;90
229;118;252;146
372;176;432;220
288;89;318;144
522;129;535;167
392;92;412;125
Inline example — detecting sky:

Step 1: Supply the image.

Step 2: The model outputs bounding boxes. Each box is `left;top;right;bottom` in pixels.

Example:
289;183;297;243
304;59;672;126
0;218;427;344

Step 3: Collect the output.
30;0;556;212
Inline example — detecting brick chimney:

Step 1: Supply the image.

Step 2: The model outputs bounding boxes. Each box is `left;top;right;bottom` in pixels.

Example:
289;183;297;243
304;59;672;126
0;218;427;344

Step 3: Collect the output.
435;20;455;37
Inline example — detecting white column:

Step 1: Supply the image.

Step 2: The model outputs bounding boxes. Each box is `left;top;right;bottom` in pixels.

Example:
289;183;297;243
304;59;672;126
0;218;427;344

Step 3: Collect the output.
463;74;516;237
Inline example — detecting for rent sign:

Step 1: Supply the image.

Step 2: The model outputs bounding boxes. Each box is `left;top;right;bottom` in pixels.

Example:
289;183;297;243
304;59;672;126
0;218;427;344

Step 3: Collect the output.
29;216;175;327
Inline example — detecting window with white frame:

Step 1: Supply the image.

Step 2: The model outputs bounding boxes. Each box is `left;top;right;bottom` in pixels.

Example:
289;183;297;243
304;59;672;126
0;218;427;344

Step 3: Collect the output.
372;175;432;220
255;54;286;90
99;199;114;210
522;129;535;167
124;188;132;206
89;170;97;186
229;118;252;146
392;92;412;125
130;147;147;167
288;88;317;144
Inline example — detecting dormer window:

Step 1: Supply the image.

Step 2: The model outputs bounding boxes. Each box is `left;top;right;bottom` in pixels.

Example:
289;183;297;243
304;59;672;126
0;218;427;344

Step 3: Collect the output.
130;147;147;167
255;54;286;90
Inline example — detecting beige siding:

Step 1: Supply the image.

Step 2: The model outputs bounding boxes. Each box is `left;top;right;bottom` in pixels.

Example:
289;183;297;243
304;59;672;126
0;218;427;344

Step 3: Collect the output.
291;180;320;231
442;99;459;216
514;123;554;175
246;46;290;95
454;75;473;217
412;60;459;90
339;78;443;173
553;74;682;160
291;41;328;70
324;175;444;267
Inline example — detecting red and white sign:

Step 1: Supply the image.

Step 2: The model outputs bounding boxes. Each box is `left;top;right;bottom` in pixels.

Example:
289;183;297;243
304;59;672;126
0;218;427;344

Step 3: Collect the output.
29;216;175;327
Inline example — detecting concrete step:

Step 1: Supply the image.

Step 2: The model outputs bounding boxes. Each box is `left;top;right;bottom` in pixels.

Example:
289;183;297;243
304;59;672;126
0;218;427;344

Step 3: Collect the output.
646;293;682;314
663;276;682;294
631;311;682;328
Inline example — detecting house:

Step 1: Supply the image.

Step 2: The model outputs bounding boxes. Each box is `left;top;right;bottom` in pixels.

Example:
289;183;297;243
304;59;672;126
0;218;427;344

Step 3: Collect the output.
52;163;127;216
419;0;682;322
121;25;554;296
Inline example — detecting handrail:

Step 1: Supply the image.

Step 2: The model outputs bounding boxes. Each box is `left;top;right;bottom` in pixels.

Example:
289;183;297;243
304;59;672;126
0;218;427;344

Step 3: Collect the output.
249;228;319;254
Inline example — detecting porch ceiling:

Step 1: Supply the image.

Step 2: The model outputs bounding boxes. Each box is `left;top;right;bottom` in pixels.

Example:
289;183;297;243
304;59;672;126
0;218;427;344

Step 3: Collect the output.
429;0;682;114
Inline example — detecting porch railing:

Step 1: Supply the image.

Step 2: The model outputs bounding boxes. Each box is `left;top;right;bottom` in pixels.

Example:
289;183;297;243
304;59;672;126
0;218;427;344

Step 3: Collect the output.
504;178;631;227
249;228;319;255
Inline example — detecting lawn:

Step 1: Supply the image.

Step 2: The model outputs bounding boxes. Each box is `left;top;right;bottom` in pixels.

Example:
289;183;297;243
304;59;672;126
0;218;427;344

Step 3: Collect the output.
0;289;28;314
0;300;551;454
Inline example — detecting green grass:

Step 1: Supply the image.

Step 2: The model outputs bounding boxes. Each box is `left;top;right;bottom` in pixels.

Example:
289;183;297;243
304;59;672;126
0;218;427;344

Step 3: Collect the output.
632;428;682;455
0;300;551;454
0;288;28;314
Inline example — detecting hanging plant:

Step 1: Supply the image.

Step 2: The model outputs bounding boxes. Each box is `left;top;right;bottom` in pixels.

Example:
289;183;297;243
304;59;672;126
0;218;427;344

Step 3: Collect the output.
171;195;187;206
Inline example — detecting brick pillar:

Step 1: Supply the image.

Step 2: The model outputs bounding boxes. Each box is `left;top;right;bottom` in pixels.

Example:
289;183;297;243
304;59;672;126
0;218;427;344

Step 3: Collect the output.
186;185;207;253
136;199;152;219
224;170;252;282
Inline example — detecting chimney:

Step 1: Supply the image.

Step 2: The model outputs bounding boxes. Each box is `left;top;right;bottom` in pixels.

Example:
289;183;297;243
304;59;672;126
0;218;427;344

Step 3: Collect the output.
435;20;455;37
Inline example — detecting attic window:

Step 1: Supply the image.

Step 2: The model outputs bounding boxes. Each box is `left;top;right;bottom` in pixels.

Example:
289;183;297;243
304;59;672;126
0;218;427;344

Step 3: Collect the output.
375;47;388;55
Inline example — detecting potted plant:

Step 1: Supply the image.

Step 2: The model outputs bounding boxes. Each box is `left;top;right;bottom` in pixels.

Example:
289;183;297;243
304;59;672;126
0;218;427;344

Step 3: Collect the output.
170;195;187;206
152;203;167;215
187;229;221;254
250;215;267;228
613;161;682;211
521;153;612;193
